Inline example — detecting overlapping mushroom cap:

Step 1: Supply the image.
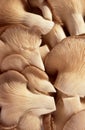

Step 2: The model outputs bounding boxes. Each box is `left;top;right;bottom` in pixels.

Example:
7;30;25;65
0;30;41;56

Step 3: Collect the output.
0;24;56;130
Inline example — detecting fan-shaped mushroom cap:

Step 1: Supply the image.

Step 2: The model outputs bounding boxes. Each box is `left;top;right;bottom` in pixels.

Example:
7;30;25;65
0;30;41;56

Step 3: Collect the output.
0;70;56;126
1;54;28;72
0;25;45;71
63;110;85;130
23;66;56;94
45;35;85;97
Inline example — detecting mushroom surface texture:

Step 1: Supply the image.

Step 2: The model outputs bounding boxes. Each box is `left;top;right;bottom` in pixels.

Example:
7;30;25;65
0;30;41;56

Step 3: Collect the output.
0;24;45;71
45;35;85;97
1;0;85;130
0;23;56;129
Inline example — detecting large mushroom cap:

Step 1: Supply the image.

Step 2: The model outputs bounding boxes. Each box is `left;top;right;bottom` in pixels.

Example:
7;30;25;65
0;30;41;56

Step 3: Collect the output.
45;35;85;97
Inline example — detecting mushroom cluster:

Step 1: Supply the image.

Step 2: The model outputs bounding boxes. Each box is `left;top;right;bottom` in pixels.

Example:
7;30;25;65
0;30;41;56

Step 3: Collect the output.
0;0;85;130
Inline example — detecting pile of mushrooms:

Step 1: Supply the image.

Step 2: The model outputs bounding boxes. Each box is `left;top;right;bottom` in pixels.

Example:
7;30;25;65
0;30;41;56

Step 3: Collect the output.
0;0;85;130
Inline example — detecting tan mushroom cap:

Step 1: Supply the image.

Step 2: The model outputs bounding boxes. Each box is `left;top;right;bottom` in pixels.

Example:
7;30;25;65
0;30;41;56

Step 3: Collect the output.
0;70;56;126
23;66;56;94
63;110;85;130
0;25;45;71
45;35;85;97
1;54;28;72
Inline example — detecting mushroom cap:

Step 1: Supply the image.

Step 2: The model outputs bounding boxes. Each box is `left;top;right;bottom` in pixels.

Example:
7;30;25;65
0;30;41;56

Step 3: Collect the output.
1;54;28;72
23;66;56;94
0;25;45;71
0;70;56;126
63;110;85;130
45;35;85;97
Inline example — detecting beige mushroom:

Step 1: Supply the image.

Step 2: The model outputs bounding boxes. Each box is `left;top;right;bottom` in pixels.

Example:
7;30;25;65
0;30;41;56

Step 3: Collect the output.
47;0;85;35
0;70;56;126
63;110;85;130
0;0;54;34
23;66;56;94
45;35;85;97
53;96;85;130
0;25;45;71
1;54;28;72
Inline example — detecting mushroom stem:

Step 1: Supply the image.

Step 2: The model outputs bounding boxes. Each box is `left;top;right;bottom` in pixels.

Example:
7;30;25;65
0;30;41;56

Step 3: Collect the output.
43;24;66;49
66;13;85;35
39;3;52;20
23;12;54;34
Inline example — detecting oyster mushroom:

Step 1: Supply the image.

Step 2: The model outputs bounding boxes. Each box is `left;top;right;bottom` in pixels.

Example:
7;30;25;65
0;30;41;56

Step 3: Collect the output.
53;96;85;130
45;35;85;97
63;110;85;130
0;0;54;34
0;70;56;127
0;25;45;71
47;0;85;35
22;66;56;94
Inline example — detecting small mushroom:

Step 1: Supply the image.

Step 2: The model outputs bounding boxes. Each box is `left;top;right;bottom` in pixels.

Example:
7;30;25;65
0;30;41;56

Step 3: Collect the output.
45;35;85;97
0;25;45;71
23;66;56;94
63;110;85;130
0;0;54;34
47;0;85;35
0;70;56;126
